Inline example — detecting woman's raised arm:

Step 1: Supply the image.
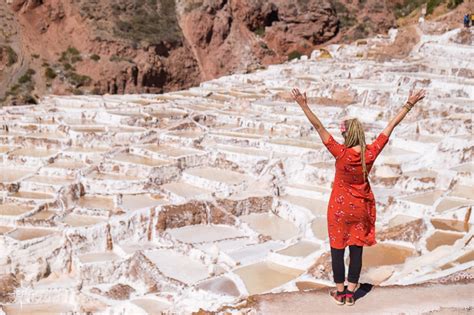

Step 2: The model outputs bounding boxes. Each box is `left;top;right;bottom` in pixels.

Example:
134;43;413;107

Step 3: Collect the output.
291;88;331;143
382;89;426;138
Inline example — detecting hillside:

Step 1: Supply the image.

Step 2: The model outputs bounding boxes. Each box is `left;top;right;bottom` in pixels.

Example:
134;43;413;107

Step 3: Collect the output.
1;0;470;106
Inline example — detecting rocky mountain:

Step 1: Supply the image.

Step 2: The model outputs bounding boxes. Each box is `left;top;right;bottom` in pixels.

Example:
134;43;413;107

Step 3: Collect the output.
0;0;468;105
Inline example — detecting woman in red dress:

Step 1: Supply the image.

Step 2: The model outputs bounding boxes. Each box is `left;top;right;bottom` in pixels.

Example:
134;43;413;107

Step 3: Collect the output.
292;87;426;305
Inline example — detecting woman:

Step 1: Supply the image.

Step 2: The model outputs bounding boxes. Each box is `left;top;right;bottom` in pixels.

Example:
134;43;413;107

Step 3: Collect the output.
291;87;426;306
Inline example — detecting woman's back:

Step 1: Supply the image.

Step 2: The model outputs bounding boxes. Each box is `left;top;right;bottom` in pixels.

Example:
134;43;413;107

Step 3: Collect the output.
324;133;389;185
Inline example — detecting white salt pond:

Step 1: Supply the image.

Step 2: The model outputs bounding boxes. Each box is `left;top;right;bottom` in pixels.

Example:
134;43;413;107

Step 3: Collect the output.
0;204;34;216
240;213;299;241
121;194;167;211
276;240;320;257
362;243;416;268
7;227;57;241
144;249;209;285
197;276;241;297
167;224;245;244
131;298;172;314
234;261;304;295
425;230;465;251
63;214;107;227
2;304;75;315
311;217;328;240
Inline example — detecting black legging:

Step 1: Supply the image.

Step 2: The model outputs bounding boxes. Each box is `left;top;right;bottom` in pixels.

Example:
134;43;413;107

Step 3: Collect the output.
331;245;363;284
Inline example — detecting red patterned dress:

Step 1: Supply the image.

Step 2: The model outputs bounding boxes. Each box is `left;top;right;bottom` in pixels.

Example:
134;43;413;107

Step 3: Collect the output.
323;133;389;249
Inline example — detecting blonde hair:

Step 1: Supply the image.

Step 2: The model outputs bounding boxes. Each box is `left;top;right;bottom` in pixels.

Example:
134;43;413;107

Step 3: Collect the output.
343;118;368;181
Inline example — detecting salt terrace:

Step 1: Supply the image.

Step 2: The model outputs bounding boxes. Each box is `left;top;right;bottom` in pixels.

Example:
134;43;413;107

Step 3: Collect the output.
0;27;473;314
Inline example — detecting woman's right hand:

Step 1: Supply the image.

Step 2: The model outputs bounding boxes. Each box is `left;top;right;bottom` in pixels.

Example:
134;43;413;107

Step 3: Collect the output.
291;88;308;109
407;89;426;106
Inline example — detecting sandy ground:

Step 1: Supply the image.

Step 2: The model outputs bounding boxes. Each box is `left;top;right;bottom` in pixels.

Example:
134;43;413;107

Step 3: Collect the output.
252;282;474;315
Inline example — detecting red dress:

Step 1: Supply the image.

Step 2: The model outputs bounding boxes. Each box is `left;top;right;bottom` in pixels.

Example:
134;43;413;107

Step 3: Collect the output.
323;132;389;249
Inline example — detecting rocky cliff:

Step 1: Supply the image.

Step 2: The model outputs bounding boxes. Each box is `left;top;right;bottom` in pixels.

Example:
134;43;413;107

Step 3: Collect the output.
0;0;469;105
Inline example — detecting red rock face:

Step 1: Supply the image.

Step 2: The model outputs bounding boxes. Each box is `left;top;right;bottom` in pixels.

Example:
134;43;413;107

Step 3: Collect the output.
1;0;411;104
179;0;338;80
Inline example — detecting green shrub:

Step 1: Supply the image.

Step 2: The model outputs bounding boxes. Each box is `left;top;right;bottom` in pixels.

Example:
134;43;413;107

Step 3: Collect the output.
394;0;427;18
59;52;68;63
23;94;38;104
18;75;31;84
71;55;83;63
66;47;80;55
254;26;265;37
288;50;302;61
90;54;101;61
331;0;356;29
297;0;310;9
353;23;370;40
358;0;367;9
447;0;463;8
59;46;82;64
112;0;181;45
45;67;57;80
110;55;121;62
184;1;203;12
72;88;84;95
426;0;443;15
340;14;357;28
109;54;132;63
64;63;74;71
9;84;20;94
67;72;91;87
5;46;18;66
18;69;35;84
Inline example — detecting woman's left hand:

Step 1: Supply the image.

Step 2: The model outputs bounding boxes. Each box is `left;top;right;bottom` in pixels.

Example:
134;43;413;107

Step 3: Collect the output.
292;88;308;109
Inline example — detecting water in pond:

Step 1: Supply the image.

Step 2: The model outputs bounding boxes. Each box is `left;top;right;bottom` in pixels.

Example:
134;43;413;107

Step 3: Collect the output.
185;167;250;184
167;225;245;244
77;195;115;210
431;218;467;232
311;217;328;240
388;214;419;227
131;298;171;314
3;304;75;315
10;191;55;200
362;243;416;268
425;230;464;251
0;204;34;216
144;249;209;285
234;261;303;295
240;213;298;241
121;194;166;211
63;214;106;227
7;228;56;241
402;190;444;206
277;240;320;257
